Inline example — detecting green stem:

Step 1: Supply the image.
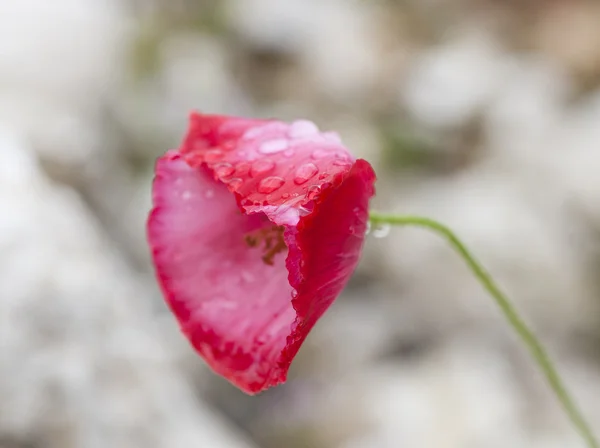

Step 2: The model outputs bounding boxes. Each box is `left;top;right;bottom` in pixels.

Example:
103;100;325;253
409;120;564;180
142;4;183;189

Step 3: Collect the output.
369;212;598;448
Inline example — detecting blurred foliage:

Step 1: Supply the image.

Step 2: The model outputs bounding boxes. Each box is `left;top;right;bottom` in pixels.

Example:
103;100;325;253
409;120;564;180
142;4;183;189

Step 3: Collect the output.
378;122;439;173
129;0;226;78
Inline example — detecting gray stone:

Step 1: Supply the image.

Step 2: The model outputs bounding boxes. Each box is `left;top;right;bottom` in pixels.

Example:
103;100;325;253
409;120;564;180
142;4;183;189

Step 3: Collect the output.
0;129;257;448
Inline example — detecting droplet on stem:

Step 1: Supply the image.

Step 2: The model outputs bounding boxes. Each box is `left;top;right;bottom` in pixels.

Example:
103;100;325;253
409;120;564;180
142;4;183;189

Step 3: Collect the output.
372;224;390;238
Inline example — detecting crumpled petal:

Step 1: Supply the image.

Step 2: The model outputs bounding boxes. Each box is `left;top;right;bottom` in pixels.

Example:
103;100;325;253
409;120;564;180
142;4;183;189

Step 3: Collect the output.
147;112;376;394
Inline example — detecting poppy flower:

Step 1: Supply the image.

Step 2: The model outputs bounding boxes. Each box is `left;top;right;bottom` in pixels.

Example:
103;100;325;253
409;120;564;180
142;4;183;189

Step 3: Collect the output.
147;112;376;394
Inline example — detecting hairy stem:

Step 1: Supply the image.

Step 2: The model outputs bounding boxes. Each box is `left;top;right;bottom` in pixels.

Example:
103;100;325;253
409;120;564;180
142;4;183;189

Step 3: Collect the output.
368;212;598;448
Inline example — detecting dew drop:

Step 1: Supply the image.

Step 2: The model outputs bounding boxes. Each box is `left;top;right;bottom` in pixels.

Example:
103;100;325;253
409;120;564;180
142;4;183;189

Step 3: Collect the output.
182;190;192;200
259;139;289;154
243;126;264;140
311;149;330;159
282;192;290;199
293;163;318;185
251;160;275;177
298;206;311;216
235;162;251;177
227;178;243;189
288;120;319;138
258;176;285;194
318;172;328;180
283;149;295;157
333;159;352;167
204;149;223;162
373;224;390;238
214;162;234;177
291;289;298;299
307;185;321;200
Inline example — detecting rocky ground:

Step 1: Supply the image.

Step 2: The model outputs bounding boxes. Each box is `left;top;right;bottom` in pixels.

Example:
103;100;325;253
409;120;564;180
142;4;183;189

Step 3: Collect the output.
1;0;600;447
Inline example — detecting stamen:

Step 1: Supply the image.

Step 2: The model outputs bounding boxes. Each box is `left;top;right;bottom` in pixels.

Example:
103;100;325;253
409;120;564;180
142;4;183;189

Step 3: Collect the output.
244;235;259;247
244;225;286;265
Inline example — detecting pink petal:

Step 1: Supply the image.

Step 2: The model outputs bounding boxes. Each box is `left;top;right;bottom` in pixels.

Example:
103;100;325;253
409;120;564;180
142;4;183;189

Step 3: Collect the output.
147;113;376;394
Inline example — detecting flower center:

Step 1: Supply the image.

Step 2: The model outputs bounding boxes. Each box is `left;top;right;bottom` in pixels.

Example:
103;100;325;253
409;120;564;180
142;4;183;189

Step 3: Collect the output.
244;225;287;266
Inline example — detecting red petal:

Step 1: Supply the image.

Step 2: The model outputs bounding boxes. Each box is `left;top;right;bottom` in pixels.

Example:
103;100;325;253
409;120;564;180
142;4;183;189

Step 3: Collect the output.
147;113;376;394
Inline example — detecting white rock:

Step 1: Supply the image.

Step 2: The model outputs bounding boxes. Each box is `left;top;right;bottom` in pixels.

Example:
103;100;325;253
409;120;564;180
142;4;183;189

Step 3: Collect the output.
484;57;572;169
156;33;250;136
303;0;380;103
0;0;126;105
224;0;314;52
0;0;130;173
0;0;127;134
548;89;600;227
402;33;508;129
0;129;257;448
226;0;380;102
337;338;598;448
379;166;598;339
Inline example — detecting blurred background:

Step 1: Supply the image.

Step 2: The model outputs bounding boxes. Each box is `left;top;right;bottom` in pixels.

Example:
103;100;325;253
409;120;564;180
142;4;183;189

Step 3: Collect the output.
2;0;600;447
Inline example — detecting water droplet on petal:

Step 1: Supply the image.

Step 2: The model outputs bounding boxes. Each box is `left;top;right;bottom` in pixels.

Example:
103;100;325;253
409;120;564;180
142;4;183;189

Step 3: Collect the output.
291;289;298;299
288;120;319;138
204;149;223;162
307;185;321;200
251;160;275;177
318;172;328;180
333;159;352;167
243;126;264;140
258;176;285;194
297;206;310;216
259;139;289;154
311;149;330;159
373;224;390;238
214;162;234;177
294;163;318;185
205;189;214;199
182;190;192;200
282;193;290;199
235;162;251;177
284;149;295;157
227;178;243;189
